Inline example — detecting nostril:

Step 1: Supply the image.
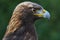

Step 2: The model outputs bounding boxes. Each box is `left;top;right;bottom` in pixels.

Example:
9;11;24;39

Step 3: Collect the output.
43;11;45;13
43;10;46;13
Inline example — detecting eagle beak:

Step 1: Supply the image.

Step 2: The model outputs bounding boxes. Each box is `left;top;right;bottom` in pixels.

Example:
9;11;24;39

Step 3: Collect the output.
34;9;50;20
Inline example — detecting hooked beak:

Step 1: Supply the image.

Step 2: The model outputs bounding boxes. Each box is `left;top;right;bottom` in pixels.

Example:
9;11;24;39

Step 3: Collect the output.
34;9;50;20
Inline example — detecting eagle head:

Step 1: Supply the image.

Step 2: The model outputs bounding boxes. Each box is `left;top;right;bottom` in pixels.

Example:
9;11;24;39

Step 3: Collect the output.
14;1;50;21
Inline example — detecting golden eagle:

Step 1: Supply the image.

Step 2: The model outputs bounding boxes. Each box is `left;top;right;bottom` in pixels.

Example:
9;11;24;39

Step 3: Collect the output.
2;1;50;40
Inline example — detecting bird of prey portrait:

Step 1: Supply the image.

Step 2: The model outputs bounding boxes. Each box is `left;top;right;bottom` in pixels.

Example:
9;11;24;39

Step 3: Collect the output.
2;1;50;40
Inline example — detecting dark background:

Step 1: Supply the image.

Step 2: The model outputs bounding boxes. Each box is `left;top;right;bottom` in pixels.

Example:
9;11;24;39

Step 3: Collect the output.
0;0;60;40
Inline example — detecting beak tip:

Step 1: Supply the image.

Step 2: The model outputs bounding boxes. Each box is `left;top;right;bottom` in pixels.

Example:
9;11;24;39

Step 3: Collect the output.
43;10;50;20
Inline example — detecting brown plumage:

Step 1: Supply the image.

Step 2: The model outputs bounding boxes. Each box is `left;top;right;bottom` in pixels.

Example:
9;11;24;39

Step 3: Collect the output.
2;1;50;40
